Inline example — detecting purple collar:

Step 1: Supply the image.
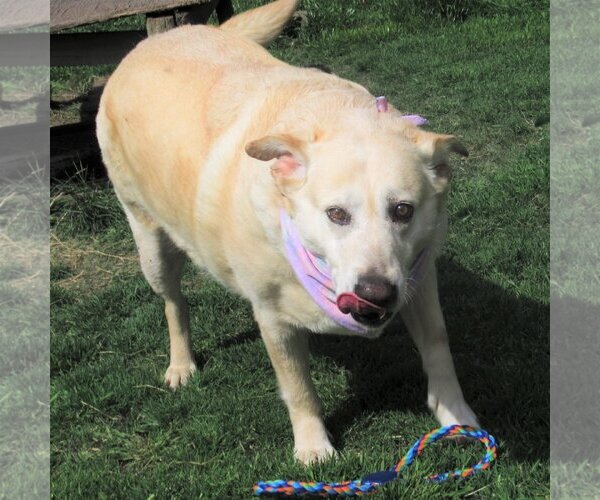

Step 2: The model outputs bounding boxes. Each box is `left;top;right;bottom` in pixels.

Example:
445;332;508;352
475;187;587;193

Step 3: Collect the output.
280;209;428;334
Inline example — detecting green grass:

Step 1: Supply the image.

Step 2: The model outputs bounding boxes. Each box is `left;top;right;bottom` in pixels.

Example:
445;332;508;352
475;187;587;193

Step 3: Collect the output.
51;1;549;497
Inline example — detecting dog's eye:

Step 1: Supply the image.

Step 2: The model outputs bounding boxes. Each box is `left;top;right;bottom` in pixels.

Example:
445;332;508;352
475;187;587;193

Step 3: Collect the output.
326;207;351;225
391;203;414;223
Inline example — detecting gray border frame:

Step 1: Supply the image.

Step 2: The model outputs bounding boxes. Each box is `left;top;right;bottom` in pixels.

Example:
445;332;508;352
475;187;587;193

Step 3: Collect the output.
0;0;50;497
550;0;600;496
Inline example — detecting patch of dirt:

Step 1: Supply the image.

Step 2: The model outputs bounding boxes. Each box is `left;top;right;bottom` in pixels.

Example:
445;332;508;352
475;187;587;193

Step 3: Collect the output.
51;232;140;297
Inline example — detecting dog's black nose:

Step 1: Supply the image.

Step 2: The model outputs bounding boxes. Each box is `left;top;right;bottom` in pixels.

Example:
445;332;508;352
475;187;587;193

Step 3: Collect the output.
354;275;398;307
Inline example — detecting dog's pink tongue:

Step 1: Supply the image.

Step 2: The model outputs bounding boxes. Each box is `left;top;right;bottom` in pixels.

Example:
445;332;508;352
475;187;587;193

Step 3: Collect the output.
337;292;385;316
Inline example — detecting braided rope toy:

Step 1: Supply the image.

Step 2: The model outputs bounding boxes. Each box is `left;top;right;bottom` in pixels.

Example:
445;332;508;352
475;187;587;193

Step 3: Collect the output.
253;425;497;496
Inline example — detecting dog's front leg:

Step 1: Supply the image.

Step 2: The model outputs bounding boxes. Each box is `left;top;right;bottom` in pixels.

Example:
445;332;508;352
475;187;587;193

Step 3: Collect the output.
254;309;335;465
401;265;479;427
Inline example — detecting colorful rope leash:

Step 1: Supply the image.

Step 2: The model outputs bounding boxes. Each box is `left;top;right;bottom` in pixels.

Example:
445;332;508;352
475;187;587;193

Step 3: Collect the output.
253;424;497;497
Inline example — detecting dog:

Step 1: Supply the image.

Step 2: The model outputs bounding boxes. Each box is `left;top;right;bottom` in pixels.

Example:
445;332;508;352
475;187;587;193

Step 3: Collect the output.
96;0;478;464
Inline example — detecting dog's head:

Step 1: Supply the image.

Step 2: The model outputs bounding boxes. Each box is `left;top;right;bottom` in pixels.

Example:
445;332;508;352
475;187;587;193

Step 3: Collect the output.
246;100;467;334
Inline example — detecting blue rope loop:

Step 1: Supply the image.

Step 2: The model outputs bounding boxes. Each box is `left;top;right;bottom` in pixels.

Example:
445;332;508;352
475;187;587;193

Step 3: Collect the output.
254;425;497;496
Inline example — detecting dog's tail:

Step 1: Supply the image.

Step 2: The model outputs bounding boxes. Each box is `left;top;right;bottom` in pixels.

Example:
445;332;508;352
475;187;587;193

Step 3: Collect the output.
219;0;299;46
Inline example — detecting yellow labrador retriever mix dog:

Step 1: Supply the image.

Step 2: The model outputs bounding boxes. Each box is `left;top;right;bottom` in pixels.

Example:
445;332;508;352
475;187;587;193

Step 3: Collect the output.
97;0;478;464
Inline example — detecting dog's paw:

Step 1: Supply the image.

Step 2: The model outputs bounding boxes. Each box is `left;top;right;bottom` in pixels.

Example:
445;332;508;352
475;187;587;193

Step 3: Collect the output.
295;442;337;465
429;395;480;429
292;416;337;465
433;399;481;445
164;361;197;389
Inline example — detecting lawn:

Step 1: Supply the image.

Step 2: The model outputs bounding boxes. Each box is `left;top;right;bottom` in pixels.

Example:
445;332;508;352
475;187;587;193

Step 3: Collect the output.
50;1;550;498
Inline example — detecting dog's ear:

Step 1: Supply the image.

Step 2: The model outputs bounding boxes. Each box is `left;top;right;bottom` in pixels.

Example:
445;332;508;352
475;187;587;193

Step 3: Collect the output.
404;128;468;193
245;134;307;191
431;134;469;159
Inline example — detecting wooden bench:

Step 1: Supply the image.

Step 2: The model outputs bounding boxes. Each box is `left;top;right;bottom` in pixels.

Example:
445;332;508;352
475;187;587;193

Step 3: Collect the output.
48;0;234;176
50;0;234;66
1;1;235;176
0;0;233;66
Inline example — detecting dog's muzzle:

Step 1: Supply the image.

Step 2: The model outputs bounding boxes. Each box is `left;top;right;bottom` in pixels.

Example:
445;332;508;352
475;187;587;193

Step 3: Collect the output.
336;292;389;326
280;209;430;334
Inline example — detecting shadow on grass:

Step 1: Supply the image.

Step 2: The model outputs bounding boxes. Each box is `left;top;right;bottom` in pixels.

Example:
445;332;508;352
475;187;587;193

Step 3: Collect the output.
216;327;260;350
309;256;549;464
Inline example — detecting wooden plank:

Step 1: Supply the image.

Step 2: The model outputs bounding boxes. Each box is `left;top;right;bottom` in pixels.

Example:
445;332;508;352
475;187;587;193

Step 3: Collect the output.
0;33;48;67
50;31;146;66
51;0;213;32
0;0;48;33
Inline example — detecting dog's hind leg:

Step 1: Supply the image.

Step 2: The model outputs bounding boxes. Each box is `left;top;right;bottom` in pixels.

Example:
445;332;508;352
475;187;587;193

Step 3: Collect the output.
122;202;196;389
401;265;479;428
254;308;335;465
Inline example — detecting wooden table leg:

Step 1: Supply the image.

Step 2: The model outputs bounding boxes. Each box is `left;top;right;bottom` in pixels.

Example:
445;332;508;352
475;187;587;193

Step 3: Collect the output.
146;11;177;36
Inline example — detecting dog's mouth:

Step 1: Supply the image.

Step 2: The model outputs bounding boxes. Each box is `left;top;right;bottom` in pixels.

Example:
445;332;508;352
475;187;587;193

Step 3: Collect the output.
350;310;392;327
336;292;392;327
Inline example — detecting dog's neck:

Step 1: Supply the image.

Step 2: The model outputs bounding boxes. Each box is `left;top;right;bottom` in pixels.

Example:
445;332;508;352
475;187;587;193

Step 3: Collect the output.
279;209;428;334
